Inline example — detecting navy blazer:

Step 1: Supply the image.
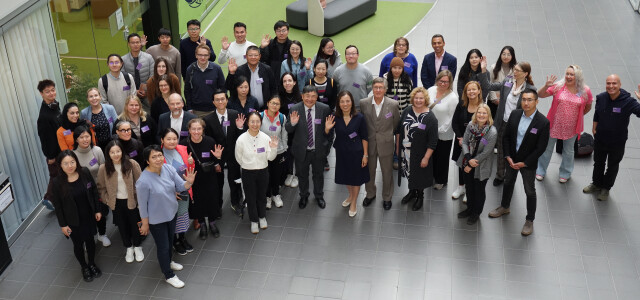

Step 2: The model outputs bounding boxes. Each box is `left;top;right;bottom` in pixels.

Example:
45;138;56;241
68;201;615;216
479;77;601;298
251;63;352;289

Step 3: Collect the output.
157;110;197;141
420;51;457;88
502;109;550;169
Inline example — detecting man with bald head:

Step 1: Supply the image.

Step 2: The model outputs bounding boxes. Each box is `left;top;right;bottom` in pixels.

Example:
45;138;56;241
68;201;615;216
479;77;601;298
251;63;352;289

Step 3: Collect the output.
583;75;640;200
157;93;197;141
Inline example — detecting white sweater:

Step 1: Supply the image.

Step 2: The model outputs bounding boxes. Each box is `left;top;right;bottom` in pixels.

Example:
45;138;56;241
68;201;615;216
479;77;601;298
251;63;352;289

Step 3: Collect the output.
218;40;256;66
427;86;458;140
235;131;277;170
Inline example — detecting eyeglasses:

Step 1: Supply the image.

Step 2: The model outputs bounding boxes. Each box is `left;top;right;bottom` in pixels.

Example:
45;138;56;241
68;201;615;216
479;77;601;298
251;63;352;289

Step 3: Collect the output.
108;61;121;66
196;54;209;58
214;98;227;103
345;52;358;57
396;44;407;47
246;54;260;58
61;161;76;167
438;80;450;84
188;27;200;32
373;86;385;90
513;68;523;73
269;102;281;106
476;112;488;115
118;129;132;133
275;29;288;33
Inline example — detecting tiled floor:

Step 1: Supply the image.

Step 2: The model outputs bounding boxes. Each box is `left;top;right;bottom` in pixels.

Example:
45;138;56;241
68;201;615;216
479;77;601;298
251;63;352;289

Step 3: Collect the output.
3;0;640;299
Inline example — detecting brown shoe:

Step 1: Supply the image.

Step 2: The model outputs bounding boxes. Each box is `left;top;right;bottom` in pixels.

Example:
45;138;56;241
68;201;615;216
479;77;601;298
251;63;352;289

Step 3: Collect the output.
488;206;510;218
521;220;534;236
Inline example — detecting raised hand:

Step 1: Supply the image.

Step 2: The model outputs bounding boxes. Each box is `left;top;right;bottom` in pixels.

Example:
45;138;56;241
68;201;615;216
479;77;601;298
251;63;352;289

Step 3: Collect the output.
187;152;194;165
304;57;312;70
228;58;238;74
211;144;224;159
221;36;230;50
197;36;207;46
635;83;640;99
269;135;279;148
261;34;271;48
325;115;336;131
544;75;558;87
480;56;488;72
236;113;245;128
183;166;197;183
141;35;148;47
290;111;300;124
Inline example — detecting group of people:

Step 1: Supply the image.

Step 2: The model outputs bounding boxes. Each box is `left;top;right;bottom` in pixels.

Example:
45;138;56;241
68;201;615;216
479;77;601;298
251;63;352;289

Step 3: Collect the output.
35;18;640;289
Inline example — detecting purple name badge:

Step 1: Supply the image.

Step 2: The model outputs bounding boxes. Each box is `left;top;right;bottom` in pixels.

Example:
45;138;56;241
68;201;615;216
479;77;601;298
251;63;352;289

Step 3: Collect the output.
222;120;230;126
404;62;411;68
256;78;264;84
180;131;189;137
141;125;150;133
418;123;426;130
86;182;92;189
481;138;488;145
249;108;256;112
393;95;399;100
530;128;538;134
243;55;247;59
385;112;393;119
613;107;621;113
123;86;130;91
202;152;210;158
284;54;288;59
136;63;142;70
314;118;322;124
269;125;277;131
89;158;98;166
257;147;265;153
129;150;138;157
349;132;357;139
205;80;213;85
440;66;448;70
63;129;72;136
504;82;513;88
299;71;306;77
179;165;187;172
288;103;294;109
108;117;114;123
352;82;361;88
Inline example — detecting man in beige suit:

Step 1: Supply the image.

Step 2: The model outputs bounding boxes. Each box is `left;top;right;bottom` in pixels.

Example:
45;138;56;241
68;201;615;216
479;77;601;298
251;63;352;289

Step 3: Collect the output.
359;77;401;210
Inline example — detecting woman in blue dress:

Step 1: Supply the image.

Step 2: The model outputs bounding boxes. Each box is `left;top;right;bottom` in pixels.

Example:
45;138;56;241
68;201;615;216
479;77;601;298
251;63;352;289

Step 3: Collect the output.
330;91;369;217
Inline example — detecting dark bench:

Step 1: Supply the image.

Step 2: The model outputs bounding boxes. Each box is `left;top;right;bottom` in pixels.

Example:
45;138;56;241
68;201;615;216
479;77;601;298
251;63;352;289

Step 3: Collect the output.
286;0;377;36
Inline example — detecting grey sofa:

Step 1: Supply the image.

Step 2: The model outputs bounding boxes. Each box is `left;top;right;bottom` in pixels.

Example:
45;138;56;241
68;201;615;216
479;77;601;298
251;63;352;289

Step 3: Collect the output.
286;0;377;36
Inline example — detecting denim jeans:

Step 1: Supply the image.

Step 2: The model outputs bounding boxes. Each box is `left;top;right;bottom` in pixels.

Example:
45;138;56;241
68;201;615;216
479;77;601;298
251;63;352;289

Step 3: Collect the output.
536;134;577;178
149;217;177;279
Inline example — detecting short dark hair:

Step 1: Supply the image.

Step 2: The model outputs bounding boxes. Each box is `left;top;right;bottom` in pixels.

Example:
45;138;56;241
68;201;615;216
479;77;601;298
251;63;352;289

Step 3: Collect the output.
246;45;260;54
127;33;141;43
37;79;55;92
187;19;201;28
345;45;359;54
432;34;444;43
160;128;179;140
234;22;247;30
157;28;171;38
212;89;228;99
522;88;538;99
274;20;289;31
302;85;318;95
72;126;94;150
143;145;163;164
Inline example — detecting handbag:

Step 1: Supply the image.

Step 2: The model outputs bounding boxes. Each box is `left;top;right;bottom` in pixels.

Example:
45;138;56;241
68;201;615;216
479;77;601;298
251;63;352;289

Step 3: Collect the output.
188;139;216;173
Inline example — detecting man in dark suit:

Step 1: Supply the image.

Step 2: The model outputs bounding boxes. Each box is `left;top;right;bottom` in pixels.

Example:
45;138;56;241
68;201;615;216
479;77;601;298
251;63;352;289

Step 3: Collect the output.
488;89;550;236
420;34;457;88
203;89;245;216
285;85;334;209
157;93;197;141
226;45;278;110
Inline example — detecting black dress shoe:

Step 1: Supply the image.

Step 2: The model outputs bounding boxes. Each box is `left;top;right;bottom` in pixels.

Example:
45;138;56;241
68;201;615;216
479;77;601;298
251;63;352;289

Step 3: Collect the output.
383;201;392;210
299;197;308;209
401;190;417;204
181;237;194;253
411;191;424;211
493;178;504;186
88;264;101;278
210;223;220;238
199;223;208;240
362;196;376;207
457;208;472;218
81;266;94;282
173;240;187;256
316;197;326;209
467;214;479;225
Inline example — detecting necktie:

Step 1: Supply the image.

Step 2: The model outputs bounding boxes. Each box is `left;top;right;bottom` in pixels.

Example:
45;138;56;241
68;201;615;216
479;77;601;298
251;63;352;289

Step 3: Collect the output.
221;116;227;136
307;109;314;148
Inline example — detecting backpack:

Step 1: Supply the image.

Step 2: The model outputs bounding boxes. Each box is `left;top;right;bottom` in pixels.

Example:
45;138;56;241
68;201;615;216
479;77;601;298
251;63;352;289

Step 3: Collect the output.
101;72;132;93
555;132;594;157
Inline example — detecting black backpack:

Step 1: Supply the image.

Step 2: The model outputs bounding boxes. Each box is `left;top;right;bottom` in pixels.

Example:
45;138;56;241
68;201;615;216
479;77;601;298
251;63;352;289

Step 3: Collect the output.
101;72;132;93
555;132;594;157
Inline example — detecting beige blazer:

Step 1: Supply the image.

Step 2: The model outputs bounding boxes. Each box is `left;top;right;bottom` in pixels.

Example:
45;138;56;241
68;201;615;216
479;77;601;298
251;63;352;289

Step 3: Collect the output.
97;160;142;210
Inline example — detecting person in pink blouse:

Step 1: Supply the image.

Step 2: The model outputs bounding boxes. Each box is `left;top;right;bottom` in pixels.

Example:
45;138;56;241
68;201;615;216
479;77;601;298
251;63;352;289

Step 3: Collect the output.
536;65;593;182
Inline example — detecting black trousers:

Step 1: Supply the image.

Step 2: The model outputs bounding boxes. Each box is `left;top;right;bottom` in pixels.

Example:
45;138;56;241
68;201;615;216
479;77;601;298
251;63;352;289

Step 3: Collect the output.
267;153;285;197
242;168;268;222
96;203;109;235
463;169;488;215
216;160;243;208
69;226;96;268
592;139;625;190
44;161;58;202
457;167;465;185
433;139;453;185
295;150;325;199
113;199;141;248
501;166;537;221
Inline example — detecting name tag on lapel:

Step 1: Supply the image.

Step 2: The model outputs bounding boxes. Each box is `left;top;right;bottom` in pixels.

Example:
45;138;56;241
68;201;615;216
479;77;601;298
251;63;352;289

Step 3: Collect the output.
417;123;426;130
530;128;538;134
481;138;488;145
613;107;621;113
385;112;393;119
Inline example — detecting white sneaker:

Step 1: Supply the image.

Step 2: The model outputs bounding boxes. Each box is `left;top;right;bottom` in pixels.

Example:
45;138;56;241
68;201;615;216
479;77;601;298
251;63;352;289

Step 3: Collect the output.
284;174;293;187
259;218;268;229
273;195;283;208
462;195;467;204
97;234;111;247
125;247;134;263
134;247;144;262
433;183;444;190
251;222;259;234
165;275;185;288
290;176;299;188
266;197;272;209
493;148;498;154
170;261;183;271
451;186;465;199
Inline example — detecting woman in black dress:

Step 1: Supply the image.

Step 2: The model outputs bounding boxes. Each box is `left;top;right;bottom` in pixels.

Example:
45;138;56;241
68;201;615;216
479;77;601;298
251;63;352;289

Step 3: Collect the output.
114;120;146;168
179;118;223;240
331;91;369;217
51;150;102;282
396;87;439;211
279;72;303;187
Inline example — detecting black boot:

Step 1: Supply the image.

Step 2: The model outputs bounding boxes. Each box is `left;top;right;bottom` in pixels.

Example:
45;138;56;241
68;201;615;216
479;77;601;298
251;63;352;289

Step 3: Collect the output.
401;190;417;204
81;266;94;282
88;264;102;278
173;237;187;255
412;190;424;211
210;222;220;238
199;221;208;240
179;233;194;253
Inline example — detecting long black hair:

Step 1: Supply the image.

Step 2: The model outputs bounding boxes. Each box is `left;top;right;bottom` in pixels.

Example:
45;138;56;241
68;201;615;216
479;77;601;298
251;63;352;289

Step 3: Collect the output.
458;49;483;83
316;38;337;65
279;72;302;103
104;140;133;178
492;46;517;79
55;150;89;198
286;40;305;74
230;75;250;100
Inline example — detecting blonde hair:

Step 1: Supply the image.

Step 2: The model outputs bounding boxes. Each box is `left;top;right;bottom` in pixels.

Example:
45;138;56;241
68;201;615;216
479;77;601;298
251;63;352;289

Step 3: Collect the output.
187;118;206;130
119;95;147;122
471;103;493;127
409;87;430;107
